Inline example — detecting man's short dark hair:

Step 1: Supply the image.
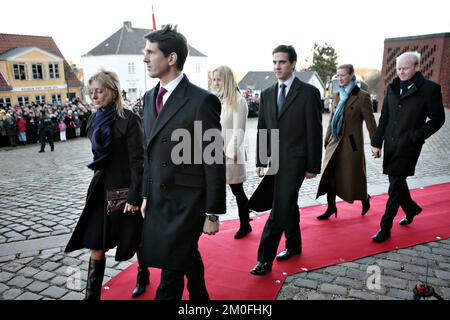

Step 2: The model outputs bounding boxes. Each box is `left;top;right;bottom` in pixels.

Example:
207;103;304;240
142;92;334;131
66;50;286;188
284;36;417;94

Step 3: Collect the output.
273;45;297;63
144;24;188;71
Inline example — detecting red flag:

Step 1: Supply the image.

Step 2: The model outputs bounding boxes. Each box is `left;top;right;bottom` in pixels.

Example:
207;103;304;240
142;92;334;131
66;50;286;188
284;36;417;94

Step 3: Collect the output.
152;5;157;32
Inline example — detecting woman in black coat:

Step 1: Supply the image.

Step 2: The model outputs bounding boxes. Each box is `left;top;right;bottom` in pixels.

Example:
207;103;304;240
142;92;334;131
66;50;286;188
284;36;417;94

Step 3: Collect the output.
65;70;147;300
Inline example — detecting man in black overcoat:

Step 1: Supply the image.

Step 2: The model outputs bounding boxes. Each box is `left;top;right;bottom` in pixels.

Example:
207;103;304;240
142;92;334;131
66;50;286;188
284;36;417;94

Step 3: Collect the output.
371;51;445;242
139;25;226;300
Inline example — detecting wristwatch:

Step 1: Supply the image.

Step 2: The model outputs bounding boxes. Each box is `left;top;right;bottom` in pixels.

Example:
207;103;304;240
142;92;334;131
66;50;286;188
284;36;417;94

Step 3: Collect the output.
207;214;219;222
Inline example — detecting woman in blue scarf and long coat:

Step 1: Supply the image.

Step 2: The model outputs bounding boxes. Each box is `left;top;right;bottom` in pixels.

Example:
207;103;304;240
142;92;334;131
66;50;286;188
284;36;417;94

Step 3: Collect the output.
65;70;148;299
316;64;377;219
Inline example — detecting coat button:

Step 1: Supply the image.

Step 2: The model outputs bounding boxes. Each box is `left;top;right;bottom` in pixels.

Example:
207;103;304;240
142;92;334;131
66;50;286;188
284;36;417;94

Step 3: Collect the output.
160;184;166;191
149;179;153;184
162;137;168;143
162;162;167;166
398;104;402;108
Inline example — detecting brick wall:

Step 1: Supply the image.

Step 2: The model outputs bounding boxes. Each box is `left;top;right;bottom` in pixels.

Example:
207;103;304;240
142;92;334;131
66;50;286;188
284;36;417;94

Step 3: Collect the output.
379;33;450;109
439;36;450;108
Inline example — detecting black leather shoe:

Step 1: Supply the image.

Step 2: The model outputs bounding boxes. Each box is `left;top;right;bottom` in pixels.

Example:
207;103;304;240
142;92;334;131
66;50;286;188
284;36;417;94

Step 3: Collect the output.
399;207;422;226
38;150;45;153
371;230;391;243
250;262;272;276
234;224;252;239
131;267;149;298
275;248;301;261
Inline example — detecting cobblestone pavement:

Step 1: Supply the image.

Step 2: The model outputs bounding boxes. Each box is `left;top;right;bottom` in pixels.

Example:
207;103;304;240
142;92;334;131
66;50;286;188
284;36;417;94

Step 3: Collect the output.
0;110;449;300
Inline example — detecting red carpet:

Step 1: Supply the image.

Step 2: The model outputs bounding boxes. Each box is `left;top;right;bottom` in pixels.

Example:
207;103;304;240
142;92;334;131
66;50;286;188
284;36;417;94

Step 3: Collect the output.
101;182;450;300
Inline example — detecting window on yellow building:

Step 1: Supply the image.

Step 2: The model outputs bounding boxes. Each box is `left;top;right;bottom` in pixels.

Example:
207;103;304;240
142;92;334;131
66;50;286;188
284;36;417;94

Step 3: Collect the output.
13;63;27;80
52;94;61;105
32;64;44;80
35;95;46;104
18;96;29;106
0;97;12;107
49;63;60;79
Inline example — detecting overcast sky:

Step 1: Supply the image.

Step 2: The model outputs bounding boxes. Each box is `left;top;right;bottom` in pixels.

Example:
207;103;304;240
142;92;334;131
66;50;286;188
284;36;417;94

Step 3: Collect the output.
1;0;449;76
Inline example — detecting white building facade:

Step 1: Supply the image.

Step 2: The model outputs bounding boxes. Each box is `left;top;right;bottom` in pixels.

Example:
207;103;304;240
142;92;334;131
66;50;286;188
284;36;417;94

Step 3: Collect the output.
82;22;208;101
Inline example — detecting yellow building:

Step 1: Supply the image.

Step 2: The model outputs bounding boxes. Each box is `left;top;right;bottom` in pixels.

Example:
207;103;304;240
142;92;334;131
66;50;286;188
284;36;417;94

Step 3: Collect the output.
0;33;82;108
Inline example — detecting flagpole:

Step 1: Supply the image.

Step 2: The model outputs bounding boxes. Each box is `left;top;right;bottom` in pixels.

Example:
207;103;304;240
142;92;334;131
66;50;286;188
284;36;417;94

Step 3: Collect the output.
152;4;157;32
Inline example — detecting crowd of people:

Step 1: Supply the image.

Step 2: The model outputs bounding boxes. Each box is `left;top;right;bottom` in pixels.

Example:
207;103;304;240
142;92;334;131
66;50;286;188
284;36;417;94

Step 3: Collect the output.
0;100;91;149
0;99;146;150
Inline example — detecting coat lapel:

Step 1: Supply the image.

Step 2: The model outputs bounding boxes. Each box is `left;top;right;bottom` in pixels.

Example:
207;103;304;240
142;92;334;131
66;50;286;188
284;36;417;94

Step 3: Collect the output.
344;94;358;110
147;76;189;147
278;78;301;119
399;85;418;101
144;88;157;146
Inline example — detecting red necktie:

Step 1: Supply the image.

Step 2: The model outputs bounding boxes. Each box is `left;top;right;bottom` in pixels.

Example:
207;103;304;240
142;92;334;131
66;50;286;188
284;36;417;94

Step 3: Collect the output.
156;87;167;114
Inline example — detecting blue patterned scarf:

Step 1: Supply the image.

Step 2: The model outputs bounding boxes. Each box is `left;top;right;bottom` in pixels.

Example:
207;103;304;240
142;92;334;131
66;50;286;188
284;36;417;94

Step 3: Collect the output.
331;80;356;138
87;105;117;170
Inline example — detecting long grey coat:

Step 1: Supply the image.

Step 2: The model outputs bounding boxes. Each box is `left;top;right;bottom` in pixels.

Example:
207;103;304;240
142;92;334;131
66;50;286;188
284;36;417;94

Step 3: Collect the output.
316;86;377;203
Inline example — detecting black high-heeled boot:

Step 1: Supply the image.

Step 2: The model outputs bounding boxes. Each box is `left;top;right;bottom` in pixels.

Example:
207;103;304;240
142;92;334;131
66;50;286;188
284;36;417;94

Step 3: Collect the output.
234;221;252;239
316;207;338;220
234;208;252;239
85;258;106;300
131;266;150;298
234;194;252;239
361;195;371;216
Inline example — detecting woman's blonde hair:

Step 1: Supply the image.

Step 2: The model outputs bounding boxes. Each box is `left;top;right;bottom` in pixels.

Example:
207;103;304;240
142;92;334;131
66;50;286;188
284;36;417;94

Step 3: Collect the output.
88;70;126;118
337;64;356;81
213;66;240;111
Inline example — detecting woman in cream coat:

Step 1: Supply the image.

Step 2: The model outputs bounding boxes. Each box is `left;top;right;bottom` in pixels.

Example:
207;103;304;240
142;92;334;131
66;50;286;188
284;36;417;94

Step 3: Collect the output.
212;66;251;239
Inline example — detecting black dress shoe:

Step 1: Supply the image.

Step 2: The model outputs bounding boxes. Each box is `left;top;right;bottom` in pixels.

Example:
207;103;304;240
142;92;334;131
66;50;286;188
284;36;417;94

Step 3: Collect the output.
371;230;391;243
234;224;252;239
250;262;272;276
399;207;422;226
275;248;301;261
131;267;150;298
399;216;414;225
